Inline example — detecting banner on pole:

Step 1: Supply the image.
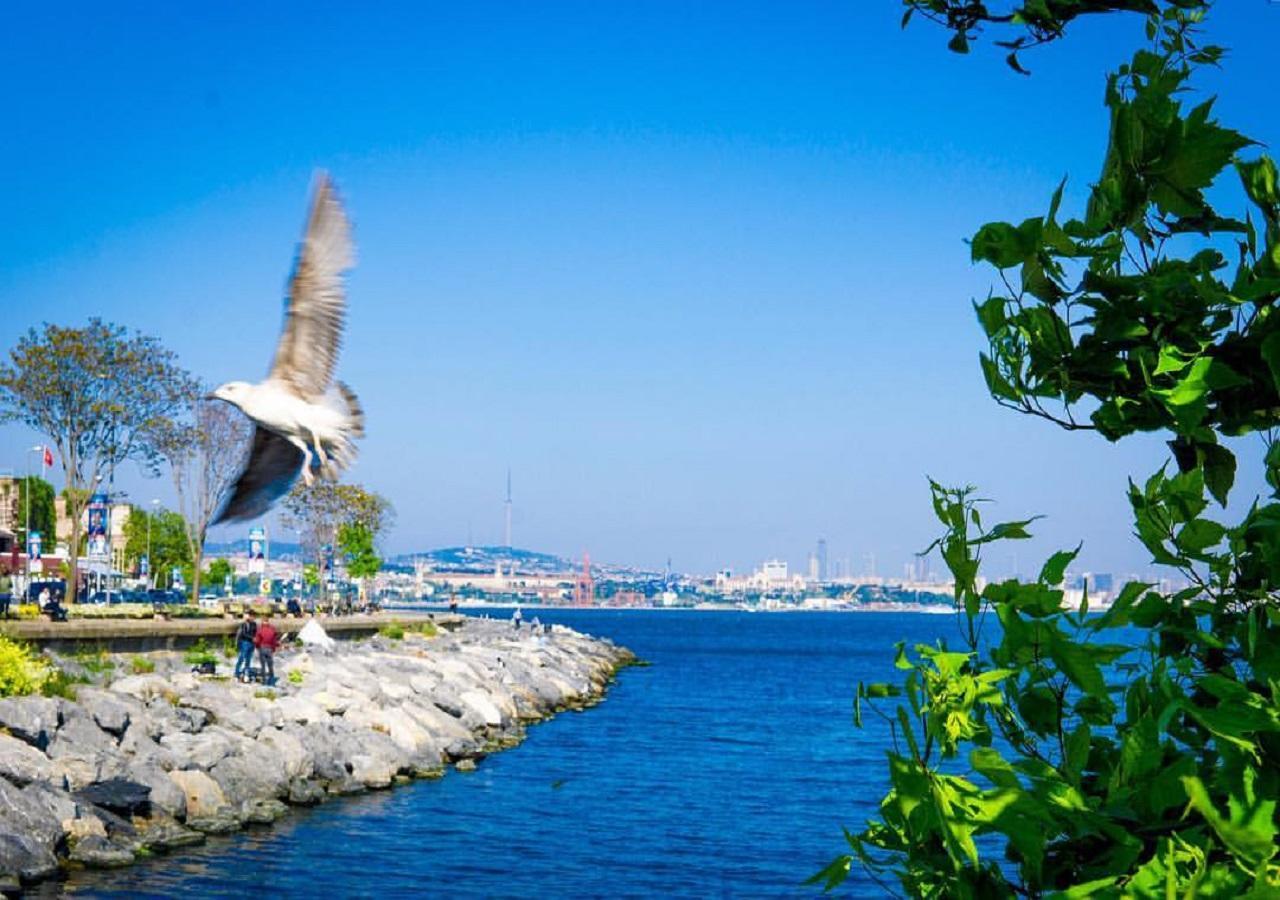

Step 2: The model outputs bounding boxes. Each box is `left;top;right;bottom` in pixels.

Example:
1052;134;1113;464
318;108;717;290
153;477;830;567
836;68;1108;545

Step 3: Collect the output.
87;494;109;560
249;527;266;574
27;531;41;562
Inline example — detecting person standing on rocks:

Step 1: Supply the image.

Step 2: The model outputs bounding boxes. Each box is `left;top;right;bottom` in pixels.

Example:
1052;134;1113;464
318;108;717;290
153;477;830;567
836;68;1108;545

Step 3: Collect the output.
512;606;523;630
234;611;257;682
255;615;281;685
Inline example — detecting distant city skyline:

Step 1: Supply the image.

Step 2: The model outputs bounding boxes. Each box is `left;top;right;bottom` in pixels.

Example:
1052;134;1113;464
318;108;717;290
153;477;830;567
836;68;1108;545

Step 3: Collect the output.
1;3;1275;576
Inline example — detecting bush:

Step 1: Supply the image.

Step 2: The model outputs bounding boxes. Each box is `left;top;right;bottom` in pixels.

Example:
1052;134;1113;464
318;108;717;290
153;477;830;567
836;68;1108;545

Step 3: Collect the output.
378;622;405;640
287;669;304;685
183;638;217;668
0;635;51;697
130;656;155;675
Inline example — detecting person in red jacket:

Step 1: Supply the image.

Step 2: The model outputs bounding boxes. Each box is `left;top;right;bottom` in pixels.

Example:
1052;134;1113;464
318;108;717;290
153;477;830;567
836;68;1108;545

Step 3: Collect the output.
254;616;281;685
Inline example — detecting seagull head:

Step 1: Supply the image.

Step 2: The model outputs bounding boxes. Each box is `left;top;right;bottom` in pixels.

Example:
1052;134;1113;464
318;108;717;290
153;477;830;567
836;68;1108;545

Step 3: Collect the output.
208;381;253;410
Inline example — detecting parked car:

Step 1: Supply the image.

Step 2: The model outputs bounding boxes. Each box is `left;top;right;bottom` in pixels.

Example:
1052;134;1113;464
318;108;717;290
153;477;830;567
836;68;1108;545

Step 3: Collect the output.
146;588;186;605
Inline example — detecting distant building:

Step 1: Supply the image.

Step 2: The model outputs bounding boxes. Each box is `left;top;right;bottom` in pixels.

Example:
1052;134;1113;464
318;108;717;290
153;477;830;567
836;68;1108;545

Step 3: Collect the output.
817;538;828;581
807;553;819;582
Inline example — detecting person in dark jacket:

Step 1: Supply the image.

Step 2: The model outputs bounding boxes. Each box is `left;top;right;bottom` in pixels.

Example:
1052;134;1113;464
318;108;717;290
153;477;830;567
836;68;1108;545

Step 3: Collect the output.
234;611;257;682
254;616;280;685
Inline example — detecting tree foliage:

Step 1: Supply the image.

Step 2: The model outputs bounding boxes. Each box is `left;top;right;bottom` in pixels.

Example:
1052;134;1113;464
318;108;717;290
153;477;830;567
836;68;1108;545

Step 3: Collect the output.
817;3;1280;896
338;520;381;598
122;507;192;589
5;477;55;553
281;480;393;585
0;320;194;596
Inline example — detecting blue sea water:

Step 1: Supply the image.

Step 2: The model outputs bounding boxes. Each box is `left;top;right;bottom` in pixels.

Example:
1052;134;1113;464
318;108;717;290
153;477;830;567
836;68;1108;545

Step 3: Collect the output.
56;609;964;898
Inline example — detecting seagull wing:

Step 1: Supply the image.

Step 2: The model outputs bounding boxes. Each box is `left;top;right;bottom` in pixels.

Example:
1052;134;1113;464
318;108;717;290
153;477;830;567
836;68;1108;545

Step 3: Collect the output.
214;427;305;524
268;173;354;401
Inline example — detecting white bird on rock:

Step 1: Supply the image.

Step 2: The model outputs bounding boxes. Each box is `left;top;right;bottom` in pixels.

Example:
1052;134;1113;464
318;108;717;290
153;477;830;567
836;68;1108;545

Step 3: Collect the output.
211;173;364;524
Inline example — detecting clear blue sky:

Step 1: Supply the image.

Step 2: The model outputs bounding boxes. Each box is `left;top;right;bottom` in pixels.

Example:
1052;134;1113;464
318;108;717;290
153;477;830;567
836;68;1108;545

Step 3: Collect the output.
2;2;1276;577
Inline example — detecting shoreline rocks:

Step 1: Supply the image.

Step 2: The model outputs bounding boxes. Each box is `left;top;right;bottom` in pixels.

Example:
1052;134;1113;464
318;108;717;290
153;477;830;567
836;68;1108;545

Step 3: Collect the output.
0;618;634;893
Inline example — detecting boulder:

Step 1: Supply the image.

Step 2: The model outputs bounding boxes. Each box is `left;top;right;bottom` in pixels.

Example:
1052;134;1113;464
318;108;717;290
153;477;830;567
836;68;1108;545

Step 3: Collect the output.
160;730;235;770
240;798;288;824
256;729;312;780
0;779;61;883
0;733;54;787
459;690;505;728
0;697;61;750
77;688;134;737
67;834;135;868
125;759;186;819
74;778;151;817
168;770;232;821
109;674;176;703
207;755;288;807
0;832;58;885
136;813;203;850
284;776;323;805
179;688;268;737
274;695;327;724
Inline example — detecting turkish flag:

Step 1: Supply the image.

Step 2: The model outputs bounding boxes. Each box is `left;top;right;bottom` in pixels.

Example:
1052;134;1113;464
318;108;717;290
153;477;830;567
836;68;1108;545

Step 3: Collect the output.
42;447;52;468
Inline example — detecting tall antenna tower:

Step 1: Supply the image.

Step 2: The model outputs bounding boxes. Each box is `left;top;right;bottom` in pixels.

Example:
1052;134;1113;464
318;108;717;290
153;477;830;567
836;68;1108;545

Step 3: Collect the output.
504;468;512;549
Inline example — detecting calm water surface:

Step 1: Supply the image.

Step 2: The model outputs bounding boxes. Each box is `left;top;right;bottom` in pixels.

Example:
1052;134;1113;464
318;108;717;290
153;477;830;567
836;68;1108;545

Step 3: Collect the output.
57;609;962;898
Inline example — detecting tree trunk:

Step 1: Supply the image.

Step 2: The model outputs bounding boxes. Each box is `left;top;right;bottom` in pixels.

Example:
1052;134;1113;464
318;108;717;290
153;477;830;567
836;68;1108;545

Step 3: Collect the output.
67;502;81;602
191;546;203;604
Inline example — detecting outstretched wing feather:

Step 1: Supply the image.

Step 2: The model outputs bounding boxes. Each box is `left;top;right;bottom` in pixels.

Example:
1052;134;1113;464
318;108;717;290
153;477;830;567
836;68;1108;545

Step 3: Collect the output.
213;428;305;524
268;174;354;400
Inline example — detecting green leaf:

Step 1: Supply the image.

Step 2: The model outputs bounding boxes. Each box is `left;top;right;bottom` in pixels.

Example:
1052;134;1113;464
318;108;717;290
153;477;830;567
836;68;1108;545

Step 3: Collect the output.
1039;544;1081;586
1182;776;1278;867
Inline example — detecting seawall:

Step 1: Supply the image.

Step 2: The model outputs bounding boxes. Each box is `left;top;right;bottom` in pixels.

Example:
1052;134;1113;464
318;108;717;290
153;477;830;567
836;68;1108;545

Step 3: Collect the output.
0;617;634;892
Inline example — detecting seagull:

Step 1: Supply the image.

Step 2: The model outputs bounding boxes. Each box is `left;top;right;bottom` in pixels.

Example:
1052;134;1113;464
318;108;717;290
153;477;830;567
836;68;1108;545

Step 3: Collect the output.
211;173;364;524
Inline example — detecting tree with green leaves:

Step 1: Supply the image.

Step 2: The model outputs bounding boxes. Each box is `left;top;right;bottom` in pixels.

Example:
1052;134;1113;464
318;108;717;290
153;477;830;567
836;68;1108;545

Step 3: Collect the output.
0;320;194;598
281;479;393;586
3;477;55;558
815;2;1280;896
338;520;381;603
204;557;233;594
122;507;192;591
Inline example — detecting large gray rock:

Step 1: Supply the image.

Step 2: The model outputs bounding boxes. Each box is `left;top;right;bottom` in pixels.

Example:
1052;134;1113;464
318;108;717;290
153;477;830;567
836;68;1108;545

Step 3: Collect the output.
160;730;234;771
179;688;268;737
125;759;186;819
0;779;61;883
168;770;236;832
68;834;135;868
0;697;61;751
0;832;58;885
74;778;151;817
256;728;312;780
0;733;54;787
136;813;203;850
77;688;135;737
145;701;209;737
207;754;288;808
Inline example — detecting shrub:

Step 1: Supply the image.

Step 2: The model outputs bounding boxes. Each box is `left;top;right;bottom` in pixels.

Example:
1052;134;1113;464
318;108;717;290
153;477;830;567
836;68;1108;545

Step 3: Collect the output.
73;644;115;675
0;635;51;697
222;636;236;660
183;638;217;668
130;656;155;675
412;620;438;638
378;622;405;640
287;669;304;685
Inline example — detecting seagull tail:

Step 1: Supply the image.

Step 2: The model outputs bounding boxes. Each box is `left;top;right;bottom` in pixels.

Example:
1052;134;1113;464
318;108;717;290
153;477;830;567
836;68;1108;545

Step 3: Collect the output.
336;381;365;438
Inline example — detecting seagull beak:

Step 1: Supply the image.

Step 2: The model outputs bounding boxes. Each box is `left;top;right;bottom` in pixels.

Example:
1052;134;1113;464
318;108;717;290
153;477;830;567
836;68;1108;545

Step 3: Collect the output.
204;392;218;402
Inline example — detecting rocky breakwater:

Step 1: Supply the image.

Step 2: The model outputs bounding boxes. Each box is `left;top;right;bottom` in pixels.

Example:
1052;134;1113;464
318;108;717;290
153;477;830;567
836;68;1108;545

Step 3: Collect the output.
0;618;633;891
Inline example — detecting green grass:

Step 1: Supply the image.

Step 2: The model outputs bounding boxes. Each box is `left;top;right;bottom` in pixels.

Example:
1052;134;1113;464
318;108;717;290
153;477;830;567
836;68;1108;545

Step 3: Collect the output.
130;656;156;675
287;669;304;685
378;622;405;640
183;638;218;668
